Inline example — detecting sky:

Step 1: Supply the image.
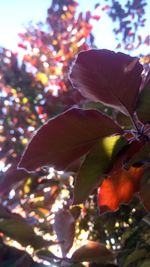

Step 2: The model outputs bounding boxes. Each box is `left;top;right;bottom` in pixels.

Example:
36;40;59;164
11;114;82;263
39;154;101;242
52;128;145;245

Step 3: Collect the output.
0;0;50;50
0;0;149;55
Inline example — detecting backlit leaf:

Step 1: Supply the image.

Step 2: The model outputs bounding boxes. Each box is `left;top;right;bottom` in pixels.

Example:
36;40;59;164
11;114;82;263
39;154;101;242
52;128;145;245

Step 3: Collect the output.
0;219;51;249
73;136;127;204
70;49;143;116
36;72;48;85
53;209;75;257
18;108;122;172
98;165;144;214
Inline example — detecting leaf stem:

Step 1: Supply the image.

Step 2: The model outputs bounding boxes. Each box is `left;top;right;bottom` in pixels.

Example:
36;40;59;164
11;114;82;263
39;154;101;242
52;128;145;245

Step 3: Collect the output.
129;113;141;133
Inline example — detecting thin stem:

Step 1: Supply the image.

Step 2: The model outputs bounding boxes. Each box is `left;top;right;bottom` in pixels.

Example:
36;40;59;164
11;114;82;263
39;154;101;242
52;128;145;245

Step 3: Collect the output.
129;113;140;133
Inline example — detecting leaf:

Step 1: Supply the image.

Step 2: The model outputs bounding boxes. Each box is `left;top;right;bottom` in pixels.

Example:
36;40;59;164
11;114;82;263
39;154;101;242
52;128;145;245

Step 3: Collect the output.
0;243;33;266
71;241;114;264
18;108;122;172
139;170;150;212
36;249;60;261
140;260;150;267
0;219;51;249
53;209;75;257
73;136;127;204
0;258;31;267
70;264;84;267
0;204;25;221
70;49;143;116
116;112;132;128
124;141;150;169
70;206;81;220
36;72;48;85
136;79;150;122
13;254;33;267
98;163;145;214
123;249;147;267
0;157;28;195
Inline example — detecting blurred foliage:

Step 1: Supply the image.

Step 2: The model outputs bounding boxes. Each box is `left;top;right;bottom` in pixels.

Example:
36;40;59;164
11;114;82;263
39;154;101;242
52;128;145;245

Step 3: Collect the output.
106;0;149;50
0;0;149;266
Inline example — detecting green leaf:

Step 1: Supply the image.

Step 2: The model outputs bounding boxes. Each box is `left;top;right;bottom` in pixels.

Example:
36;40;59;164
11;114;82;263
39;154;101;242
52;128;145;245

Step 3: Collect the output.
73;136;127;204
0;219;51;249
0;204;25;221
0;205;17;219
36;249;60;260
123;249;147;267
0;205;51;250
140;260;150;267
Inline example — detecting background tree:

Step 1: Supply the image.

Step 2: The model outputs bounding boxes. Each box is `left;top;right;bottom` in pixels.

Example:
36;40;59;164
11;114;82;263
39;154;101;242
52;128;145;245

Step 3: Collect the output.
105;0;149;50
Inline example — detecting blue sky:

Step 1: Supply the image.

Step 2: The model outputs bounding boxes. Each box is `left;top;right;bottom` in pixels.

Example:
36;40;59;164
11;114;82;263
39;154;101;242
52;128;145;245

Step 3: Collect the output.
0;0;149;55
0;0;50;50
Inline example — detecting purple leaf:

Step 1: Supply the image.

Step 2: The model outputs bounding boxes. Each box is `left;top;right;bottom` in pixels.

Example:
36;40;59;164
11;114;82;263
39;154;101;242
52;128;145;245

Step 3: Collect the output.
53;209;75;257
0;157;28;195
70;49;143;116
18;108;122;172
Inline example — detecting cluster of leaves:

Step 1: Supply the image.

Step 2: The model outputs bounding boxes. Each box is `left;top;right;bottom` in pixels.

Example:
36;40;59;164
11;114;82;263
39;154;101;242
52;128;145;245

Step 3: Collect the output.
99;0;149;50
18;49;150;265
18;0;96;81
0;0;150;266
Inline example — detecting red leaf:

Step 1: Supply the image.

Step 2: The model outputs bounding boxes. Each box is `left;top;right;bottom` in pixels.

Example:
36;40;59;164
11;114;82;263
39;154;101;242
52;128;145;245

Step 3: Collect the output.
53;209;75;257
70;49;143;116
18;108;122;172
98;165;144;214
101;5;110;11
91;15;101;21
18;43;27;49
